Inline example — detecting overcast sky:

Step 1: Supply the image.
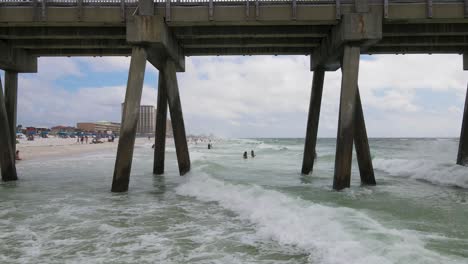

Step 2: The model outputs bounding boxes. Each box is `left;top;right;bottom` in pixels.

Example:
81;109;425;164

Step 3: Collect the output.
2;54;467;138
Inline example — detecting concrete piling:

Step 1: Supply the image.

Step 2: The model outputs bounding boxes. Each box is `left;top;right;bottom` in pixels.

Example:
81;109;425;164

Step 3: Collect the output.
111;47;147;192
457;54;468;166
0;76;18;181
333;45;360;191
302;68;325;175
457;84;468;166
153;71;168;175
5;71;18;155
354;88;376;185
163;60;190;176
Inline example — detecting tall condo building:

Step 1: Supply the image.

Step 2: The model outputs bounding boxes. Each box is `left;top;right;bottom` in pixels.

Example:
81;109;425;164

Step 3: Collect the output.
121;104;156;136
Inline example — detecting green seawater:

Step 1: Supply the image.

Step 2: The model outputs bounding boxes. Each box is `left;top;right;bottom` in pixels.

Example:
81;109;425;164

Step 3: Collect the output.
0;138;467;263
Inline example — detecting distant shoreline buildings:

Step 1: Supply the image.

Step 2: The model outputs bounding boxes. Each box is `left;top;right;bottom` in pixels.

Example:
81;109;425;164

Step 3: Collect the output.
76;121;121;135
122;104;173;137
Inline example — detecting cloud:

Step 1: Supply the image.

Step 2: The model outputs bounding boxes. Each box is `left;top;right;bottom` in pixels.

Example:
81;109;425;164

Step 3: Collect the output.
8;54;468;137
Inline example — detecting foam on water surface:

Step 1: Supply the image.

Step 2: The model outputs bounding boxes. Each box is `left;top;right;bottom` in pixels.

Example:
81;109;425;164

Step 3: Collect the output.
0;138;467;263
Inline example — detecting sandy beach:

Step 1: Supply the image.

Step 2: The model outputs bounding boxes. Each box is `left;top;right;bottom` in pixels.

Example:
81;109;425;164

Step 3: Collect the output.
16;137;150;161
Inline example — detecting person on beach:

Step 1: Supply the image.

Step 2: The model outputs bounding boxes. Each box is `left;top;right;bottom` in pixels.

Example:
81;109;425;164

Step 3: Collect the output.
208;143;211;149
85;135;88;144
80;136;84;144
251;150;255;158
243;151;248;159
15;150;22;161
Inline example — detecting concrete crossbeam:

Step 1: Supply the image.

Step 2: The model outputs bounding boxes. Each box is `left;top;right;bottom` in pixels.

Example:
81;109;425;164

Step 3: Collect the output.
30;48;131;56
127;15;185;72
383;23;468;37
0;42;37;72
311;12;382;71
173;25;330;39
0;27;125;39
9;39;129;49
181;37;321;48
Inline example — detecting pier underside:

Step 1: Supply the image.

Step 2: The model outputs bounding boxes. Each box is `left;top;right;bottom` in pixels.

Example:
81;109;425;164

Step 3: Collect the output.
0;0;467;191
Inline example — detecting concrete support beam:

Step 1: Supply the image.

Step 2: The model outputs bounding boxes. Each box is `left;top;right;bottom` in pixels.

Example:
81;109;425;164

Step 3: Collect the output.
301;68;325;175
181;37;321;48
311;12;382;71
0;76;18;182
127;15;185;72
111;47;147;192
9;39;129;49
153;71;168;175
163;60;190;176
5;71;18;155
30;48;131;57
0;42;37;72
173;25;329;39
0;27;126;40
333;45;360;190
354;87;376;185
457;53;468;166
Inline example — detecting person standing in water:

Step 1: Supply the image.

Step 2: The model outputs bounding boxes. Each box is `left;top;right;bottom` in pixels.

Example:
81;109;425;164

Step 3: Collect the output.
243;151;248;159
251;150;255;158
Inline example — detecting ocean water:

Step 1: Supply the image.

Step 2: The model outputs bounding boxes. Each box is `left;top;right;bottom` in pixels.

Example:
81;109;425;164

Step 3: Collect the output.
1;138;467;263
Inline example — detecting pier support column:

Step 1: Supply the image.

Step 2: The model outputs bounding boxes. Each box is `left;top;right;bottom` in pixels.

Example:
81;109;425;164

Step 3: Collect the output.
302;68;325;175
163;60;190;175
111;47;147;192
457;54;468;166
153;71;168;174
0;76;18;181
354;88;376;185
333;45;360;191
5;71;18;155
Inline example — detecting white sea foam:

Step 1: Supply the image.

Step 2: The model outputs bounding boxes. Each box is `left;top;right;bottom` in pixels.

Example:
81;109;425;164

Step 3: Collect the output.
373;158;468;188
176;173;464;264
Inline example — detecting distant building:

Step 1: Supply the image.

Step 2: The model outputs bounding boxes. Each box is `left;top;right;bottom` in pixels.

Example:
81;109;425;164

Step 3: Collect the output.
121;103;173;137
77;121;121;134
50;125;76;134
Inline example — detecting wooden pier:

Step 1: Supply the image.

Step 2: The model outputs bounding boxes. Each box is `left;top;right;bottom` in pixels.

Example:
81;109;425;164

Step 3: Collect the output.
0;0;467;191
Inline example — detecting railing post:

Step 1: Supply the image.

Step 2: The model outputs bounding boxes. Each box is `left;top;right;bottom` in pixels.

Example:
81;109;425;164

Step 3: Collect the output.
427;0;433;18
77;0;83;22
121;0;126;22
166;0;171;22
292;0;297;20
255;0;259;20
41;0;47;21
209;0;214;21
335;0;341;20
32;0;39;21
465;0;468;18
383;0;388;18
246;0;250;19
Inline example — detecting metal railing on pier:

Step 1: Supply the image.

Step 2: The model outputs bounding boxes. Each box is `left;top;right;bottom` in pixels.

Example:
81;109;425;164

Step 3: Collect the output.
0;0;463;6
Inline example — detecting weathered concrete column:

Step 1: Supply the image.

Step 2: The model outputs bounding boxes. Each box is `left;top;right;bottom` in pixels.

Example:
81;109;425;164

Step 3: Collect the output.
5;71;18;154
354;87;376;185
153;71;168;174
111;47;147;192
457;55;468;165
302;68;325;175
333;45;360;191
163;60;190;175
0;76;18;181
